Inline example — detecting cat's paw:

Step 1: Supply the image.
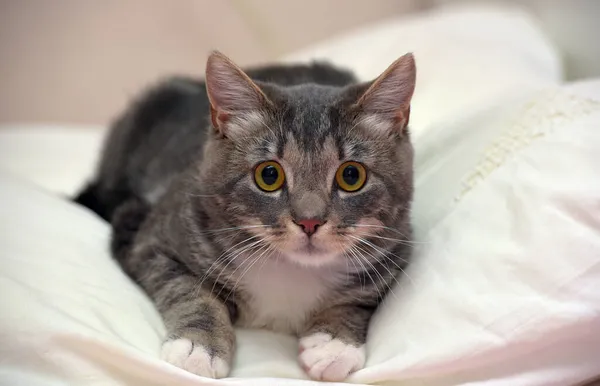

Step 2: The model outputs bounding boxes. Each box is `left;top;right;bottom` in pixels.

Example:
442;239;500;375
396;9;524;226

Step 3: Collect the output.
298;332;365;382
161;338;230;378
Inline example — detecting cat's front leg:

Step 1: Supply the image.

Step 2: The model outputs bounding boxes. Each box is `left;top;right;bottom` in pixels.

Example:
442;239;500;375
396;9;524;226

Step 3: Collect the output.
298;305;373;382
159;288;234;379
122;246;235;378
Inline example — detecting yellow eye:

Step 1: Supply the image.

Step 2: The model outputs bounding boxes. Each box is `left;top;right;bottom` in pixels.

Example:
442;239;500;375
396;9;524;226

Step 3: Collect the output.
336;161;367;192
254;161;285;192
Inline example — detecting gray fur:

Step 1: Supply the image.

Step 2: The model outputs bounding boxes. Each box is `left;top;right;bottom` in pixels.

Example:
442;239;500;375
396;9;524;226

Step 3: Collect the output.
82;52;416;381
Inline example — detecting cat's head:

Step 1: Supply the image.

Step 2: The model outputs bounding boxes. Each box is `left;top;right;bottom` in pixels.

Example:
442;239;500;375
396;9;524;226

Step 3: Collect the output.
199;51;415;268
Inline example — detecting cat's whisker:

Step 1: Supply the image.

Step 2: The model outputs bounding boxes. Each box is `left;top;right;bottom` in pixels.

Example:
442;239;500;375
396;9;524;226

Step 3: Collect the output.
201;237;261;278
193;238;265;300
198;224;274;235
348;235;416;289
347;235;410;264
348;241;397;300
346;245;383;301
256;245;274;278
338;249;366;303
353;246;388;302
209;243;266;301
348;224;417;240
336;240;352;285
352;231;426;247
197;235;263;290
221;243;274;303
210;238;268;296
344;247;366;292
347;235;405;269
218;238;271;287
352;243;401;298
356;226;430;244
234;244;276;299
339;241;365;291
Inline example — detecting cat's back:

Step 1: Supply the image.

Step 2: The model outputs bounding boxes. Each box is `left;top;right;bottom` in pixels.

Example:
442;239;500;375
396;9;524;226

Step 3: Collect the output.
74;76;209;220
75;62;357;221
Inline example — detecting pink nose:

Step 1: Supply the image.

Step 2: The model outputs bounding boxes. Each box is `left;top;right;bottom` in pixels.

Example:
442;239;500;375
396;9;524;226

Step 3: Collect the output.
296;219;323;236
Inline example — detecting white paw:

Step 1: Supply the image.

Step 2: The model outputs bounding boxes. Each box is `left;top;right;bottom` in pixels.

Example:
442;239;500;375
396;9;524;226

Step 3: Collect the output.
298;333;366;382
161;338;229;378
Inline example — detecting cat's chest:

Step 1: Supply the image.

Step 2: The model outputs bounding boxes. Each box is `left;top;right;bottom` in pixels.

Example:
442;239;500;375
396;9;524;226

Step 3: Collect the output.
234;258;344;334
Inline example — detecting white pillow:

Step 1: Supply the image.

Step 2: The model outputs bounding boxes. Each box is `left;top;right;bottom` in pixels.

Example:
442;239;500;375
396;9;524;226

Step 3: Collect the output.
0;124;106;196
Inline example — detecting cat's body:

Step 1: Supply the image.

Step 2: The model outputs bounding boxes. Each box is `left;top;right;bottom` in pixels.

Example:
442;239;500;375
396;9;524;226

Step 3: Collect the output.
76;52;416;381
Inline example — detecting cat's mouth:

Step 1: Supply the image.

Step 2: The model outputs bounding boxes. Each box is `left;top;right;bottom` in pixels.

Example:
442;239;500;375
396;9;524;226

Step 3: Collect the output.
295;241;323;255
278;233;346;267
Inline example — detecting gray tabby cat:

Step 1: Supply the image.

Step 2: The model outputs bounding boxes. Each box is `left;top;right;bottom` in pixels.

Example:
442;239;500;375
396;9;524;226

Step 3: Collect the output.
77;51;416;381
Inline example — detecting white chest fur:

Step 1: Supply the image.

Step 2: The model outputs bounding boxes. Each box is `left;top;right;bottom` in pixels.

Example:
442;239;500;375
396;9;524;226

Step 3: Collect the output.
235;258;345;334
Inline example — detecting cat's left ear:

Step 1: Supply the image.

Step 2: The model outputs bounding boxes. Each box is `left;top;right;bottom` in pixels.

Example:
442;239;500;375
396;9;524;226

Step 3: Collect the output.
352;53;416;136
205;51;272;138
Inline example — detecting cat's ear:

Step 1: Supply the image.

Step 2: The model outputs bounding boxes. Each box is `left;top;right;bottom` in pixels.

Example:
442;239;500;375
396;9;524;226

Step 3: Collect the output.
353;53;416;136
205;51;271;137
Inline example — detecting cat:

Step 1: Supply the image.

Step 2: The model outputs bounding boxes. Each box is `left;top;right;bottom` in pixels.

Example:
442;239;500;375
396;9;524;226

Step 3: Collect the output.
75;51;416;381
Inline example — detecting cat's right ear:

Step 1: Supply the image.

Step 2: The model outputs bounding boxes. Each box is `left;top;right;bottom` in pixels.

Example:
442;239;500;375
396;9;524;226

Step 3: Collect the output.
351;53;416;137
205;51;271;138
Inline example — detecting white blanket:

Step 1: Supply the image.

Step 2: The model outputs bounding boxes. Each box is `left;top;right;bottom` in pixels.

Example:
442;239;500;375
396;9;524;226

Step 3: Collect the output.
1;5;599;386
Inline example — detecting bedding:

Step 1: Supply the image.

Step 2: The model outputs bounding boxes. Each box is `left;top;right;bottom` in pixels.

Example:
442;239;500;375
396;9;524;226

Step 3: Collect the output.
1;4;600;386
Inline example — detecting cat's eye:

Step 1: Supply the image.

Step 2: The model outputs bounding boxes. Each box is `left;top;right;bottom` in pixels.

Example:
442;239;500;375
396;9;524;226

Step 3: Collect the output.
254;161;285;192
336;161;367;192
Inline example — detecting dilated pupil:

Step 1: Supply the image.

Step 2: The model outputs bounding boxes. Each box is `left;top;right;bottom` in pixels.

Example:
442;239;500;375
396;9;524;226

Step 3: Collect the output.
261;165;279;185
342;165;360;186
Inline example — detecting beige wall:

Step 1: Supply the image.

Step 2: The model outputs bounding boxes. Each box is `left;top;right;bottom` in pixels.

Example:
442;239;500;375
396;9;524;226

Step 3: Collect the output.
2;1;598;126
0;0;421;125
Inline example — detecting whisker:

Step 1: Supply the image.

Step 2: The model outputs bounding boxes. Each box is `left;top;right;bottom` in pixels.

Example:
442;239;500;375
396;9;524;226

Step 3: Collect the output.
351;224;406;236
221;243;273;303
191;242;259;300
348;224;429;243
198;224;274;235
349;242;397;300
210;239;267;296
197;235;262;289
354;232;425;247
353;232;427;246
335;240;352;286
352;243;401;297
339;242;364;290
346;245;383;301
190;237;265;300
348;235;416;288
347;235;410;265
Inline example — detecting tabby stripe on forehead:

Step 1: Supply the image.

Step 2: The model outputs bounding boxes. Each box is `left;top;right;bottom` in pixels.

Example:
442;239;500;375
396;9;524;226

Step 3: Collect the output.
274;108;293;157
276;136;285;159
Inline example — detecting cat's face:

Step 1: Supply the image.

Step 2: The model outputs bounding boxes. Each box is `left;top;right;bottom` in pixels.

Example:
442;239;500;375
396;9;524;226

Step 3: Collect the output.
201;52;415;268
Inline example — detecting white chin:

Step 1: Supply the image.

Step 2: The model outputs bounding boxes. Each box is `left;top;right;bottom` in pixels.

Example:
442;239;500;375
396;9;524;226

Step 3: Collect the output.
283;250;340;268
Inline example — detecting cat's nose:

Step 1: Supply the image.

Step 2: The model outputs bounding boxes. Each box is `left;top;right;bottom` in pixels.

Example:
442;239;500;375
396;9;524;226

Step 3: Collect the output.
295;218;324;237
